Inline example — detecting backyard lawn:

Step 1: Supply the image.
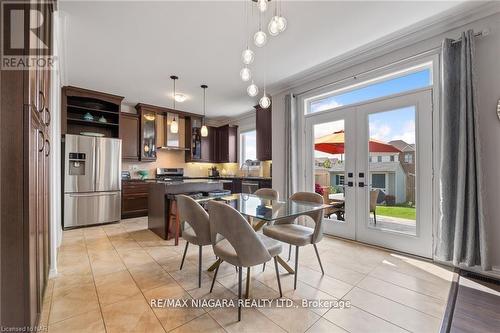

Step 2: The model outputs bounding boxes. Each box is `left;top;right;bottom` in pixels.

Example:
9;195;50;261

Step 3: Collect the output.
376;205;416;220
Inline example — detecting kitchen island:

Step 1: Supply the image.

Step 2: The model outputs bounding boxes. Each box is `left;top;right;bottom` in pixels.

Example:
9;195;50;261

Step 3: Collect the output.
148;179;228;240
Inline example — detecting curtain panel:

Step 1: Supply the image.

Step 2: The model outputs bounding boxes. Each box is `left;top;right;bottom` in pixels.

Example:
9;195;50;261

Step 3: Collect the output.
437;30;490;270
284;94;298;199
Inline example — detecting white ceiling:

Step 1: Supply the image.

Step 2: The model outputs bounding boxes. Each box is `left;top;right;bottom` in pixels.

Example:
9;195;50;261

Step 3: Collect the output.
60;1;466;117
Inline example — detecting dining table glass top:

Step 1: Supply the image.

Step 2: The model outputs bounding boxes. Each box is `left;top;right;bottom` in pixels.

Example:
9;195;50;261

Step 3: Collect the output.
198;193;332;222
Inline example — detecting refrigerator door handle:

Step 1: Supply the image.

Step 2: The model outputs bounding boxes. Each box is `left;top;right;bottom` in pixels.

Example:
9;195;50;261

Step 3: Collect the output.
69;192;120;198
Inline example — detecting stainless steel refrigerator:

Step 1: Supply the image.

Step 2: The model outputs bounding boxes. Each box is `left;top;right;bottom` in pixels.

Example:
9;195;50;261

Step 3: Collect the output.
63;134;122;229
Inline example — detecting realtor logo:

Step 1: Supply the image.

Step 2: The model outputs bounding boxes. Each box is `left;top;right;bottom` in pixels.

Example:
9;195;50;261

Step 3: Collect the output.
1;1;54;70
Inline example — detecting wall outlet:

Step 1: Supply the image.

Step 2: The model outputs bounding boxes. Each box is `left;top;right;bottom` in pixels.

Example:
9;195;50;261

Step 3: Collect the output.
130;165;139;171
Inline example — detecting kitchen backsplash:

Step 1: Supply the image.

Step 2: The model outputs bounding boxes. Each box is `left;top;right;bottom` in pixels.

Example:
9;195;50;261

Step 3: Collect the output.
122;150;272;178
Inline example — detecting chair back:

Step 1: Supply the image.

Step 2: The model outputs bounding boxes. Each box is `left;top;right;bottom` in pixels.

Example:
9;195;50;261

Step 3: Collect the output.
207;200;271;267
369;189;380;212
290;192;324;244
254;188;279;200
176;195;211;245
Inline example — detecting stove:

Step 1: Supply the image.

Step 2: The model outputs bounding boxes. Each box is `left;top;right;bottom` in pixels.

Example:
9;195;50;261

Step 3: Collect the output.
156;168;184;181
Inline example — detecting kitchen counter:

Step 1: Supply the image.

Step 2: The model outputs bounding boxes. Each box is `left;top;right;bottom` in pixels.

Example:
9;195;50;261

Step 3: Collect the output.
148;179;225;240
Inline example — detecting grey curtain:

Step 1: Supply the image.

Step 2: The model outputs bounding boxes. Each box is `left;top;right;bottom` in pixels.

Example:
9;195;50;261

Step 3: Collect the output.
284;94;298;198
437;30;490;270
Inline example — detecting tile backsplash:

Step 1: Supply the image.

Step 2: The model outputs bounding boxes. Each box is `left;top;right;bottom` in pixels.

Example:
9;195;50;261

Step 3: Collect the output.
122;150;271;178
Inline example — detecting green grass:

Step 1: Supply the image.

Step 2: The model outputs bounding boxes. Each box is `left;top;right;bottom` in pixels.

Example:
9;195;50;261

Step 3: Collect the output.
376;205;416;220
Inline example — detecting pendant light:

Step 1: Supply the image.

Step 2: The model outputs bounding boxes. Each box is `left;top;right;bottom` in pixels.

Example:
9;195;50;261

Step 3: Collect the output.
241;2;254;65
170;75;179;133
257;0;267;13
200;84;208;137
259;47;270;109
247;80;259;97
254;10;267;47
268;1;280;36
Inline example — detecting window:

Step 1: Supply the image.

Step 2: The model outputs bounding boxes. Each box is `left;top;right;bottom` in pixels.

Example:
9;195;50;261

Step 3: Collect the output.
307;66;432;114
390;155;395;162
369;156;372;162
335;174;345;186
377;156;382;163
372;174;386;189
240;130;256;165
404;153;413;164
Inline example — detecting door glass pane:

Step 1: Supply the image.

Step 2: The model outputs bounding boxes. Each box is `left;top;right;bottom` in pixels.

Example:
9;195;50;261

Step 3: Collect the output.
314;120;346;223
367;107;416;236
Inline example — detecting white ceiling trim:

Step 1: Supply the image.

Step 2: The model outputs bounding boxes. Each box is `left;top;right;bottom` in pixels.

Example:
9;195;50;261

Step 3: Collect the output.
268;0;500;96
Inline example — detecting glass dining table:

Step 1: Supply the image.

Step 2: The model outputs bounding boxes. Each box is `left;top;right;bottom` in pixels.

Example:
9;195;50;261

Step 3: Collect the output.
195;193;332;297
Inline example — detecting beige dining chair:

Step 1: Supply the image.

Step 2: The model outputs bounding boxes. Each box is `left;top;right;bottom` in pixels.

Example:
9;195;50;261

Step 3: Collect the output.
177;195;212;288
207;200;283;321
263;192;325;290
254;188;279;200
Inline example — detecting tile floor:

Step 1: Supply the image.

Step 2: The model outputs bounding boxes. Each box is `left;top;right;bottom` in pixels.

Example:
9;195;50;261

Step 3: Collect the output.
41;217;455;333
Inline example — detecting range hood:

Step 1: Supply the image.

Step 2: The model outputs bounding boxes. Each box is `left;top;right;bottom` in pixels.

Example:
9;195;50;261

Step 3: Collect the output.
156;113;189;150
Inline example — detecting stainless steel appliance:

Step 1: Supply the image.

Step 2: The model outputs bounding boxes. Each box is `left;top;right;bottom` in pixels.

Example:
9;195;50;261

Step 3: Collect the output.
63;134;122;229
156;168;184;181
242;181;259;194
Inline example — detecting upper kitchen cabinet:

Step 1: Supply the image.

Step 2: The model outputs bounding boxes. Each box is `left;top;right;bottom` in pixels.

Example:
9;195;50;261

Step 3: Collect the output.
135;104;158;161
255;104;272;161
119;113;140;161
61;86;124;138
185;116;203;162
215;125;238;163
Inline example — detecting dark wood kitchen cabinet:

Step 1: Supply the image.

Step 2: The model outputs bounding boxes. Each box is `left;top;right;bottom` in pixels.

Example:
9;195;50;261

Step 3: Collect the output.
255;104;272;161
122;180;150;218
213;125;238;163
120;113;140;160
1;1;54;328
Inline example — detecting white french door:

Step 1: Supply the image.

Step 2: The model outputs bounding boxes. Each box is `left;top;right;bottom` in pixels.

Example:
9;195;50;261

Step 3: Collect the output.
305;89;433;257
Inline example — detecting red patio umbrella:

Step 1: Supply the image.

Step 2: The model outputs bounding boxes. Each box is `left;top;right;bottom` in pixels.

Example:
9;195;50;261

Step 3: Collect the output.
314;130;401;154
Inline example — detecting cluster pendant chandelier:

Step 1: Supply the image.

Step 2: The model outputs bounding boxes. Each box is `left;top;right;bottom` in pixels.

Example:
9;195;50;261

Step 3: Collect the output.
239;0;287;109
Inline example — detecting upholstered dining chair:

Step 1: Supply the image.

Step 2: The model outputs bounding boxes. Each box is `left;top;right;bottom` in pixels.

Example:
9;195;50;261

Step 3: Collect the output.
254;188;279;200
207;200;283;321
263;192;325;290
177;194;212;288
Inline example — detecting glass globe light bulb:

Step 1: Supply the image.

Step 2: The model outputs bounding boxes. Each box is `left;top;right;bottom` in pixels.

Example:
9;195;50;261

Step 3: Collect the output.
268;16;280;36
254;30;267;48
170;118;179;134
277;16;287;32
247;82;259;97
201;125;208;137
259;94;271;109
240;67;251;82
241;48;254;65
257;0;267;12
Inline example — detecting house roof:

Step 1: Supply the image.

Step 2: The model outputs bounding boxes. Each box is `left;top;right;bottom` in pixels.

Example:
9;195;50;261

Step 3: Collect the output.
389;140;415;152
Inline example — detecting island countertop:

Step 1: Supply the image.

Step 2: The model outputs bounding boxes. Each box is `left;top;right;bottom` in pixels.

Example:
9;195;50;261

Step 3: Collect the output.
148;180;224;240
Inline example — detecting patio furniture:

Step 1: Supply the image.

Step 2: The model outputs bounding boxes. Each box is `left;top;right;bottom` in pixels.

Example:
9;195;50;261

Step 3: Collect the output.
370;189;380;224
321;190;345;220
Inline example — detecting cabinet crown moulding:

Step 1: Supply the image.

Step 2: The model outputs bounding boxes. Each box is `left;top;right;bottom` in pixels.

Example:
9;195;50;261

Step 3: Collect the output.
134;102;200;118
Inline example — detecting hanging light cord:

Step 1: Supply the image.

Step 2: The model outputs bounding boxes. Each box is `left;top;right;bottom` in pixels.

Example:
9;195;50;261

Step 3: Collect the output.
173;78;176;109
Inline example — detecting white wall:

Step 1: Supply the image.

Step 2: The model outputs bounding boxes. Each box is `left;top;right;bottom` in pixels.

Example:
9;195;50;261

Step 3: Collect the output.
272;10;500;270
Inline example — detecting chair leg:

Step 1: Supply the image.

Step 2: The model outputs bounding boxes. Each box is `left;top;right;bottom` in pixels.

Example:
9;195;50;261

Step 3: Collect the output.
374;211;377;224
262;262;266;272
179;242;189;270
274;257;282;297
288;244;292;261
198;245;202;288
238;266;242;321
313;243;324;275
294;246;299;290
210;259;221;293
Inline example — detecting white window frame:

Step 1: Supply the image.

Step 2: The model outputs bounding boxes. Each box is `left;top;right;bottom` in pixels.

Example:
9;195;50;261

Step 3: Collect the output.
239;129;257;167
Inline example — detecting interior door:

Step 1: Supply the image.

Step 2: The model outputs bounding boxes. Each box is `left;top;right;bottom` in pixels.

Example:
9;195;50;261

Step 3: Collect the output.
305;108;356;239
355;90;433;257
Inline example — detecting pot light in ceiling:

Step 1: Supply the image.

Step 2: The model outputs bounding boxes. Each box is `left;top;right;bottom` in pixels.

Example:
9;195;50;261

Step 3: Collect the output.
174;93;187;103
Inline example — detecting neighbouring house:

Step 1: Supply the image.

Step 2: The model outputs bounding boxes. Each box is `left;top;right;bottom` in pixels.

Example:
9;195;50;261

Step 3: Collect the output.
315;151;407;204
389;140;416;203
